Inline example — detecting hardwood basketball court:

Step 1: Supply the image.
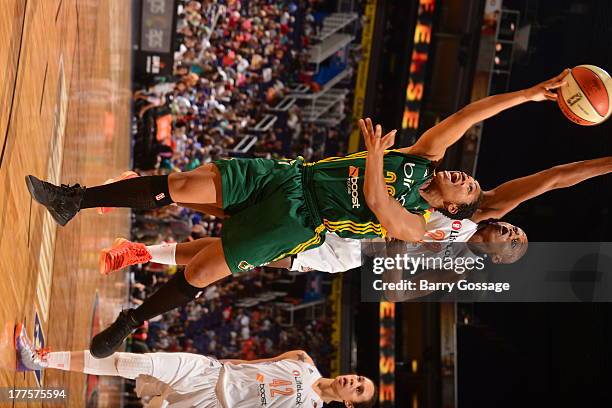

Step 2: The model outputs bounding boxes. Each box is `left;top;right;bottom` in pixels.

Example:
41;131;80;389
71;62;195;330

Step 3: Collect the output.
0;0;133;405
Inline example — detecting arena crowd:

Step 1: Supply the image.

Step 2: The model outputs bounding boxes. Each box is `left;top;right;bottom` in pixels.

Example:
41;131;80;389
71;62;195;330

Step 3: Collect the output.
124;0;360;385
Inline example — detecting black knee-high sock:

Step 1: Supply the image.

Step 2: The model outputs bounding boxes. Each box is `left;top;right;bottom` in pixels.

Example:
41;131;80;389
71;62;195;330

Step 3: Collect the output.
132;270;202;322
80;175;174;209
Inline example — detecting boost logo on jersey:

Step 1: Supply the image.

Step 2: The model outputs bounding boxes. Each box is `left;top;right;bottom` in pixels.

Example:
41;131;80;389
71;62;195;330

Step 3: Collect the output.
347;166;361;208
256;374;268;406
259;383;268;406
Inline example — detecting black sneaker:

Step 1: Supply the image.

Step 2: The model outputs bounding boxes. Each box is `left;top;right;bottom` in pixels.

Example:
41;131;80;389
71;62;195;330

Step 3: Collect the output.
90;309;141;358
25;175;84;226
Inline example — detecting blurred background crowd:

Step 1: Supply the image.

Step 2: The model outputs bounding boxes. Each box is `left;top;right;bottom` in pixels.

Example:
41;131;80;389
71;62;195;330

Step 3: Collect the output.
125;0;361;382
133;0;354;171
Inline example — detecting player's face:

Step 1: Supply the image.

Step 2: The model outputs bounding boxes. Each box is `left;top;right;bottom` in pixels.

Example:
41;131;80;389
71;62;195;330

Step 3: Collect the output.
332;374;375;406
433;171;481;210
479;221;526;246
479;221;528;263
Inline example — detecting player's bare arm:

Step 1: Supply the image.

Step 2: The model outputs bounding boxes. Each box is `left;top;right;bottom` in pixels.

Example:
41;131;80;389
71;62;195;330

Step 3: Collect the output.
221;350;314;365
360;119;427;242
400;69;570;162
473;156;612;222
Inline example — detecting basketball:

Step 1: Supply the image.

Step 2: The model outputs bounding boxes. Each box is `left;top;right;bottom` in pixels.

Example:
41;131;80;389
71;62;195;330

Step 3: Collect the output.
557;64;612;125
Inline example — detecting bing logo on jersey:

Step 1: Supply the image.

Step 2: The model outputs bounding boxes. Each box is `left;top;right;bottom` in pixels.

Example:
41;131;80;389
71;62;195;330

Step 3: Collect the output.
403;162;417;188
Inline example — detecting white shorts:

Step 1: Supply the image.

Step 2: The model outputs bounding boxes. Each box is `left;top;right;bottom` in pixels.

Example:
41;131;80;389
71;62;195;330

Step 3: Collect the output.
135;353;223;408
292;232;362;273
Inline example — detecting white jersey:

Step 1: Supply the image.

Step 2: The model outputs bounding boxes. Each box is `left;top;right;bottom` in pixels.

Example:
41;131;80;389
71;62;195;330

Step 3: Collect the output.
294;211;479;273
221;359;323;408
292;232;361;273
135;354;224;408
404;236;482;268
421;211;478;244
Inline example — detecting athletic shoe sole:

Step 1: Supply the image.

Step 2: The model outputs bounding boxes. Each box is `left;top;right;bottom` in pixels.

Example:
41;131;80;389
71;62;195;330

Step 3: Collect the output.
14;323;30;372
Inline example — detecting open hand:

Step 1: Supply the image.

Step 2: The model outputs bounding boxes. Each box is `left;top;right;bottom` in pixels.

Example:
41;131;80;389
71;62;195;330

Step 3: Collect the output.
524;68;570;102
358;118;396;155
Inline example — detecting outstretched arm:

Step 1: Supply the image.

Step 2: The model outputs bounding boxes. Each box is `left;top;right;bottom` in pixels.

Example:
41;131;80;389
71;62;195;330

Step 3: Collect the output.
221;350;314;365
400;69;569;161
472;156;612;222
360;119;427;242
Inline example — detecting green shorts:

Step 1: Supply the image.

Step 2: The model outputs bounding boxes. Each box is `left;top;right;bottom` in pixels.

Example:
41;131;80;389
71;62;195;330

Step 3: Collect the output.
214;157;325;273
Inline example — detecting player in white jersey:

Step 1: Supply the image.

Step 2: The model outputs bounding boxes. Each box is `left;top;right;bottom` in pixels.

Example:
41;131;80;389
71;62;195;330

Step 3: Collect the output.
277;212;479;273
380;238;484;302
421;210;478;242
15;324;377;408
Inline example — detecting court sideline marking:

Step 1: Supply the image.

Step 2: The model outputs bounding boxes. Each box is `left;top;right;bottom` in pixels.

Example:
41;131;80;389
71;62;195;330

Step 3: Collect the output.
0;0;28;169
39;62;49;115
55;0;63;23
35;57;67;324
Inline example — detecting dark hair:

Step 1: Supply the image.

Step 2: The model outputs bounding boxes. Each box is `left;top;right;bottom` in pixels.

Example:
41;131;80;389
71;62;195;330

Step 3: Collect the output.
438;191;484;220
352;383;378;408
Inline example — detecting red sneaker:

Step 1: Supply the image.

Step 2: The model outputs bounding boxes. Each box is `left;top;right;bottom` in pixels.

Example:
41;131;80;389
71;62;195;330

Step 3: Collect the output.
96;171;139;215
99;238;152;275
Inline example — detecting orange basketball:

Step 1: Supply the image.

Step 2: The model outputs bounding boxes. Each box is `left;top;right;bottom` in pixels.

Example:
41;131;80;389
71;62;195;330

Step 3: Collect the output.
557;65;612;125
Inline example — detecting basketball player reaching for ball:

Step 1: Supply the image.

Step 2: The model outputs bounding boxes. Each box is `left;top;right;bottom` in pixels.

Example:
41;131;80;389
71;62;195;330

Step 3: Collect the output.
288;153;612;269
26;71;567;358
97;156;611;274
15;324;376;408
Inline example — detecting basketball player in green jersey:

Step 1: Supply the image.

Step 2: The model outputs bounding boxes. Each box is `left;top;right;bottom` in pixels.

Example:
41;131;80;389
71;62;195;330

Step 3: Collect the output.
25;71;568;358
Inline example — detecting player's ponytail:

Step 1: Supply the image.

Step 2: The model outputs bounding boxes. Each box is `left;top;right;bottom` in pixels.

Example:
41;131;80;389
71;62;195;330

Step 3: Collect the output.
438;191;484;220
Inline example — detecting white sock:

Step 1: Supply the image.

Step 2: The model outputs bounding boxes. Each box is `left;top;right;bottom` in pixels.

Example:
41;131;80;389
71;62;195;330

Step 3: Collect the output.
83;351;153;379
83;351;119;376
46;352;71;371
146;242;177;265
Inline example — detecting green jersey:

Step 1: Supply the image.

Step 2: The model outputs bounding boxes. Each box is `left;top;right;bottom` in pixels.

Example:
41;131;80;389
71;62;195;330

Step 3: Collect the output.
303;151;433;239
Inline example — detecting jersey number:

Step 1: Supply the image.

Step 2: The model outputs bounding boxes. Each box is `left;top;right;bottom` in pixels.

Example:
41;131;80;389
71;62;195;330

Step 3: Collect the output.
385;171;396;196
269;379;294;397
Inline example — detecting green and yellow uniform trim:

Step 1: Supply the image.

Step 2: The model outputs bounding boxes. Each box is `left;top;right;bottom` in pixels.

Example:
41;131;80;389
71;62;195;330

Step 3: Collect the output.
323;219;387;238
273;224;327;261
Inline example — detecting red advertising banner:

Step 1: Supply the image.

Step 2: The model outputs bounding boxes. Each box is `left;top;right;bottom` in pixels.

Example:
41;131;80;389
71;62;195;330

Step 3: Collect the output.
379;302;395;407
402;0;436;136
